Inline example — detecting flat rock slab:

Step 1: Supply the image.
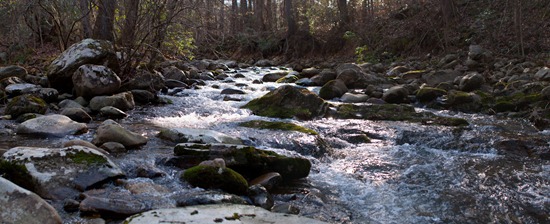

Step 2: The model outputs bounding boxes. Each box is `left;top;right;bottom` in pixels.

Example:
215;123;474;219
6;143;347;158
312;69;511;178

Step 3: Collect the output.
124;204;328;224
16;114;88;137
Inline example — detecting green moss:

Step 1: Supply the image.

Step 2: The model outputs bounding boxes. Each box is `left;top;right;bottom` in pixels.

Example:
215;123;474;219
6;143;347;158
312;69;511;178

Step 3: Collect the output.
182;165;248;195
243;98;312;119
239;120;318;135
0;160;36;191
416;87;447;103
67;150;107;165
276;75;299;83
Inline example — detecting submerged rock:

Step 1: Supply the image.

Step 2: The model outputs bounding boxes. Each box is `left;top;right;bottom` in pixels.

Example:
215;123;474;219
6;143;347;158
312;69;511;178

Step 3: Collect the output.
124;204;328;224
2;146;125;200
0;177;62;224
157;127;242;144
16;114;88;137
92;119;147;148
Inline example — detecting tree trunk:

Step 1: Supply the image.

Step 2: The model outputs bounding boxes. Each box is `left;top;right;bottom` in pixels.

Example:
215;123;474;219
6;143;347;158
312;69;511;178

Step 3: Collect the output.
337;0;350;28
284;0;296;37
121;0;140;46
231;0;238;33
266;0;273;30
78;0;92;38
93;0;117;42
240;0;248;30
255;0;265;31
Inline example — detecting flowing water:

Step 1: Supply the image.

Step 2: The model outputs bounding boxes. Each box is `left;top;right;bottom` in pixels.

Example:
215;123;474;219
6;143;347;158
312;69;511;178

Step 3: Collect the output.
2;66;549;223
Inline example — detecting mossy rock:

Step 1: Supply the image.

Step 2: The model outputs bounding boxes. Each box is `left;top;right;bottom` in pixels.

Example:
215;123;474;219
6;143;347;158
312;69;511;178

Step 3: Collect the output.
493;93;543;112
182;165;248;195
319;79;348;100
276;75;299;83
242;85;328;120
445;90;482;112
0;160;36;192
239;120;318;135
416;87;447;103
5;94;47;119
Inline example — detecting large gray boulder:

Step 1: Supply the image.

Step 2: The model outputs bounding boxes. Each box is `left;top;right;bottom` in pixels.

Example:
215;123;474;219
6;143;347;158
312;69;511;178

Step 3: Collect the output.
72;64;121;98
335;63;382;88
382;85;409;103
89;91;135;112
459;72;485;92
46;39;118;93
157;128;242;145
92;119;147;148
0;177;62;224
124;204;328;224
2;146;125;200
121;69;165;91
16;114;88;137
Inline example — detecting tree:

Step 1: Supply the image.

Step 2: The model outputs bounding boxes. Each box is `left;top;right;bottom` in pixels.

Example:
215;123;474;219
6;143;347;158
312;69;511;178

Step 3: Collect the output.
93;0;116;41
121;0;140;46
284;0;296;37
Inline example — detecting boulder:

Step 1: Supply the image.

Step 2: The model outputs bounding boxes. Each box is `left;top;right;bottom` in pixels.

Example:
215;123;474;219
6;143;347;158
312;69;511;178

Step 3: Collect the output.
172;190;248;206
46;39;119;93
121;69;165;91
60;107;92;123
92;119;147;148
99;106;128;119
220;88;246;95
89;91;135;112
0;65;27;80
157;128;242;145
100;142;127;154
382;85;409;103
2;146;125;200
242;85;328;120
421;70;461;87
182;165;248;195
535;67;550;81
5;94;48;118
0;177;62;224
130;89;157;105
173;143;312;180
79;189;152;219
340;92;370;103
276;74;299;83
123;204;328;224
248;185;273;209
4;83;38;96
416;87;447;103
310;69;337;86
336;63;382;88
16;114;88;137
459;72;485;92
161;66;188;81
319;79;348;100
62;139;108;155
445;90;483;112
72;64;121;98
262;71;288;82
249;172;282;191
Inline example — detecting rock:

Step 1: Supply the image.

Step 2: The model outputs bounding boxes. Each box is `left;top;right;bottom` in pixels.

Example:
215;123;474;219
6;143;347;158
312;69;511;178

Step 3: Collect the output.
221;88;246;95
255;59;274;67
276;74;299;83
295;78;315;86
238;120;318;135
416;87;447;103
301;67;321;78
130;89;157;105
421;70;461;87
468;45;492;62
242;85;328;120
249;172;282;191
336;63;382;88
16;114;88;137
386;65;410;76
100;142;127;154
340;92;369;103
161;66;188;81
2;146;125;200
182;165;248;195
459;72;485;92
59;99;87;110
121;69;165;91
92;119;148;148
535;67;550;81
123;204;328;224
319;79;348;100
62;139;108;155
310;69;337;86
542;86;550;100
0;177;62;224
5;94;48;118
33;88;59;103
0;65;27;80
382;85;409;103
262;71;288;82
248;185;274;209
72;64;121;98
79;189;152;219
165;79;189;89
46;39;119;93
445;90;482;112
132;165;166;178
173;143;312;180
157;128;242;145
173;190;248;206
438;54;459;67
89;91;135;112
199;158;226;168
99;106;128;119
60;107;93;123
4;83;38;96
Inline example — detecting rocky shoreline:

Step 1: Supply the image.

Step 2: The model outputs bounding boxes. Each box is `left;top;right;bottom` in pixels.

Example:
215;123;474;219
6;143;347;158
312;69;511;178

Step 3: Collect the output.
1;38;549;223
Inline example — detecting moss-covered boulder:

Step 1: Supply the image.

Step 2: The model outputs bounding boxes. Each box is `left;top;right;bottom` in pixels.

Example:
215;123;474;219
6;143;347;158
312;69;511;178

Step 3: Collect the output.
5;94;48;119
242;85;328;120
416;87;447;103
319;79;348;100
493;92;543;112
276;74;299;83
445;90;483;112
239;120;318;135
182;165;248;195
173;143;311;180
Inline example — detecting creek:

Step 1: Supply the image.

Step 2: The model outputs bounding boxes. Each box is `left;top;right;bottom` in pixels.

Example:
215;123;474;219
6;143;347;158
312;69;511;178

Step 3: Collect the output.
2;66;549;223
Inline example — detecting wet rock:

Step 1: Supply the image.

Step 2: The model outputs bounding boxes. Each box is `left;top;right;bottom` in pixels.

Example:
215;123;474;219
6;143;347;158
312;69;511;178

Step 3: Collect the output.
62;139;108;155
421;70;461;87
382;85;409;103
157;127;242;145
5;94;48;118
130;89;157;105
242;85;328;120
33;88;59;103
59;99;88;110
239;120;318;135
249;172;282;191
2;146;125;200
295;78;315;86
4;83;38;96
173;143;312;180
534;67;550;81
336;63;383;88
72;64;121;98
121;69;165;91
132;165;165;178
79;190;151;219
124;181;170;195
221;88;246;95
63;198;81;213
173;190;248;206
161;66;187;81
92;119;147;148
100;142;127;154
319;79;348;100
0;177;62;224
445;90;483;112
16;114;88;137
248;185;274;209
165;79;189;89
416;86;447;103
459;72;485;92
99;106;128;119
124;204;328;224
276;74;299;83
60;107;93;123
89;91;135;112
0;65;27;80
311;69;337;86
340;92;369;103
182;165;249;195
46;39;119;93
387;65;410;76
262;71;288;82
255;59;275;67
